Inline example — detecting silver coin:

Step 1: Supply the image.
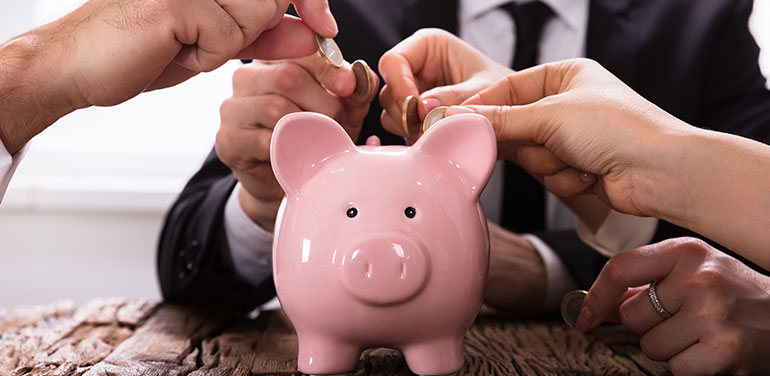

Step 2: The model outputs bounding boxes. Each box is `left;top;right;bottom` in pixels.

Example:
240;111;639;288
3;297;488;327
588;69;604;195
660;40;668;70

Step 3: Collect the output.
401;95;420;138
422;106;449;133
561;290;588;330
315;34;344;68
351;60;373;100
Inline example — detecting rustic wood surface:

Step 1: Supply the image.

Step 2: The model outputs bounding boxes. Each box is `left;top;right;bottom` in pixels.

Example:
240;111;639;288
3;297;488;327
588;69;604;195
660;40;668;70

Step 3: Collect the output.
0;298;669;376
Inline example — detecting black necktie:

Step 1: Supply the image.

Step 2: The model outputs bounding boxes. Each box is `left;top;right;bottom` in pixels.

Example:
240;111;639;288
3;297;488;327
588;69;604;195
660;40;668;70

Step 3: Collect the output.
499;1;553;233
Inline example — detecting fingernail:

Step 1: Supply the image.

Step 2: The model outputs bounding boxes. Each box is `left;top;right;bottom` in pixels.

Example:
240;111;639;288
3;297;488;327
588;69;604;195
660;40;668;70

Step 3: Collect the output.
445;106;476;116
333;70;350;93
325;8;339;36
579;172;597;184
575;306;593;332
422;98;441;113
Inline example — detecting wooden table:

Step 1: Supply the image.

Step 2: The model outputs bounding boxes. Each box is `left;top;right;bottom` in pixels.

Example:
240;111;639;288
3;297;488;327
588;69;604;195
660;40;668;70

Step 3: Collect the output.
0;298;668;375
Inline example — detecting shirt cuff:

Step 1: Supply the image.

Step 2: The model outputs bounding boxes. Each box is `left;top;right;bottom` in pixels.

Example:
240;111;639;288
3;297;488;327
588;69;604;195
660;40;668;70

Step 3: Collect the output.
575;209;658;258
522;234;579;312
224;183;275;288
0;142;29;203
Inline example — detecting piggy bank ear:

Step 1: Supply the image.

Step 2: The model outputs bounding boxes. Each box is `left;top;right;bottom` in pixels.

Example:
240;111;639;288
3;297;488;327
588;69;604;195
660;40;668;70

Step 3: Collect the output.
271;112;355;194
413;113;497;198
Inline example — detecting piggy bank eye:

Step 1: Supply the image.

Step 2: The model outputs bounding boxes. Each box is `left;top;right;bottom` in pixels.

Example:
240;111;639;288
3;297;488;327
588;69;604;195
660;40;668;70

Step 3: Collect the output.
346;207;358;218
404;206;416;219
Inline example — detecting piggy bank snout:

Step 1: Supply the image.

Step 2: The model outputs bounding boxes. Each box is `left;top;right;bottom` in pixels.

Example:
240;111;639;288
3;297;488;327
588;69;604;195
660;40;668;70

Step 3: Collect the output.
340;234;430;305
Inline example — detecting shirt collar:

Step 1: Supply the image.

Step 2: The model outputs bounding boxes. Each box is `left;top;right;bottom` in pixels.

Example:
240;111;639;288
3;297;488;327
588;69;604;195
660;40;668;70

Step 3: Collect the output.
460;0;585;31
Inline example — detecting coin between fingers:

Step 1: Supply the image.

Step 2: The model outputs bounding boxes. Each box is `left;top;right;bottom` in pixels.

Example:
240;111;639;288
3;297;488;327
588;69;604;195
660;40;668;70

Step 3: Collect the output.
315;34;344;68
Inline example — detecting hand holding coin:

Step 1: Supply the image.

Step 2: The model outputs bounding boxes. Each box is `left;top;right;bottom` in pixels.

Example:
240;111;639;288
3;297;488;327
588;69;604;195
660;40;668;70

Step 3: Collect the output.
316;35;378;102
378;29;513;142
561;290;588;330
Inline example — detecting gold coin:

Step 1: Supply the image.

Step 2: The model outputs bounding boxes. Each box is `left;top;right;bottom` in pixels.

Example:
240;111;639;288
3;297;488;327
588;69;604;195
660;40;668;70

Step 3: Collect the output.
315;34;344;68
422;106;449;133
351;60;373;100
561;290;588;330
401;95;420;138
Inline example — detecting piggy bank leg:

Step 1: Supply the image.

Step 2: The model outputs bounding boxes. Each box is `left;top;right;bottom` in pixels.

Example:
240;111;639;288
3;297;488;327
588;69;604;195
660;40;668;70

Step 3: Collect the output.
296;336;361;375
401;337;464;376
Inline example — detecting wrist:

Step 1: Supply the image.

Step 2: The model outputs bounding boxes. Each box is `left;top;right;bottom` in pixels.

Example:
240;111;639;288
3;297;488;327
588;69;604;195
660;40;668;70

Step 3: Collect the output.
624;114;699;221
238;186;282;232
0;30;83;154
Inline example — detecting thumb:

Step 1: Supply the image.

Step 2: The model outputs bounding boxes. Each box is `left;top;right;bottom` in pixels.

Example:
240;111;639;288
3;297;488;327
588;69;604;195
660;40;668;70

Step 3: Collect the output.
236;15;317;60
292;0;338;37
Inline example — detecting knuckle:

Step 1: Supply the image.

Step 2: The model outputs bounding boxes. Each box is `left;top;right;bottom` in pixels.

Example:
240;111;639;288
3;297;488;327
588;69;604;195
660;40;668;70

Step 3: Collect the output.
668;358;692;376
489;106;508;137
639;336;665;361
274;64;303;92
264;96;292;122
604;255;631;285
675;237;711;257
688;264;727;292
219;97;238;119
215;129;234;165
232;66;257;87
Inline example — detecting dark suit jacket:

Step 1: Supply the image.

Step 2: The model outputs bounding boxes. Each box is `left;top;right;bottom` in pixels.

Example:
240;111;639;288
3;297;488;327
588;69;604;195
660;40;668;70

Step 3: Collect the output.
157;0;770;310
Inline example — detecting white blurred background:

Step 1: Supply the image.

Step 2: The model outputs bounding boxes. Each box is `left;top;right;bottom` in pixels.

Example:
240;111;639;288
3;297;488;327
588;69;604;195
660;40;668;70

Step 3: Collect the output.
0;1;769;307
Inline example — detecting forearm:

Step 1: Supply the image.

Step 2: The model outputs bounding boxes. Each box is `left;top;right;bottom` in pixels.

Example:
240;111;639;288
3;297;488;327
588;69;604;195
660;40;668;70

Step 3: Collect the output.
0;25;82;154
682;130;770;267
640;126;770;268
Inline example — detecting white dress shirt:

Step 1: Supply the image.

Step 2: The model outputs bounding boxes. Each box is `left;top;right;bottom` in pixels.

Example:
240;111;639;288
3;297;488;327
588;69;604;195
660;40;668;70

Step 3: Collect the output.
225;0;658;311
0;141;27;203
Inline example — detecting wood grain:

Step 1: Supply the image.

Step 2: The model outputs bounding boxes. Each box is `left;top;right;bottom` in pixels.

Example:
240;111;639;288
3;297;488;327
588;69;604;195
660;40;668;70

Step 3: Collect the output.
0;299;669;375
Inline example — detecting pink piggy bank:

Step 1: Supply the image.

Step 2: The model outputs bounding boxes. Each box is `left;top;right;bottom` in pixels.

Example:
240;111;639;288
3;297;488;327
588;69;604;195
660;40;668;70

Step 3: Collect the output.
270;111;496;375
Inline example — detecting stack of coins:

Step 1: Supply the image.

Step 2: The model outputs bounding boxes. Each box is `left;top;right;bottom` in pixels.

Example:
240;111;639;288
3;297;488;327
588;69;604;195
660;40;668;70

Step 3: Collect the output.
316;35;374;101
561;290;588;330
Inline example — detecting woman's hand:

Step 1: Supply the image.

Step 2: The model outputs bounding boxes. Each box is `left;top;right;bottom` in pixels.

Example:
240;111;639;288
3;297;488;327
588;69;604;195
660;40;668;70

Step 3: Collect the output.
378;28;512;142
450;57;770;270
577;238;770;375
451;58;691;216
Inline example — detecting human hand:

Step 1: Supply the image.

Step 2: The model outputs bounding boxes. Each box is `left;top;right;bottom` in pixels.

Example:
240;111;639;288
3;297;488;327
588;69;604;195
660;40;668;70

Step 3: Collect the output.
0;0;337;153
577;237;770;375
216;55;378;231
484;221;547;314
448;58;694;217
377;28;512;142
64;0;338;107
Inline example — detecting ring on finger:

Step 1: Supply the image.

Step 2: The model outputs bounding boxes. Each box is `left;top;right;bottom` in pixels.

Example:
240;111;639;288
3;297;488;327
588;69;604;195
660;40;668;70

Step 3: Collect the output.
648;281;672;318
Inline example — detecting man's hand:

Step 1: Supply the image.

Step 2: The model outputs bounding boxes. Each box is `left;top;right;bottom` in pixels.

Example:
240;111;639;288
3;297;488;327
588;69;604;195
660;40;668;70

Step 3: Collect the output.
0;0;338;154
216;55;379;231
484;221;547;314
377;28;511;143
578;238;770;375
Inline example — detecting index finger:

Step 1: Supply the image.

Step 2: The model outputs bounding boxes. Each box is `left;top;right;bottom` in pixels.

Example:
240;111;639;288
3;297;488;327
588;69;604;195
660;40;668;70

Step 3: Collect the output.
578;240;683;332
377;34;426;111
236;15;317;60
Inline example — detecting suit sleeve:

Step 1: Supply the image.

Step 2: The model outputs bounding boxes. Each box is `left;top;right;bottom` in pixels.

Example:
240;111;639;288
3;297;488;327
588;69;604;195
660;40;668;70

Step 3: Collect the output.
536;230;608;290
157;148;277;311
